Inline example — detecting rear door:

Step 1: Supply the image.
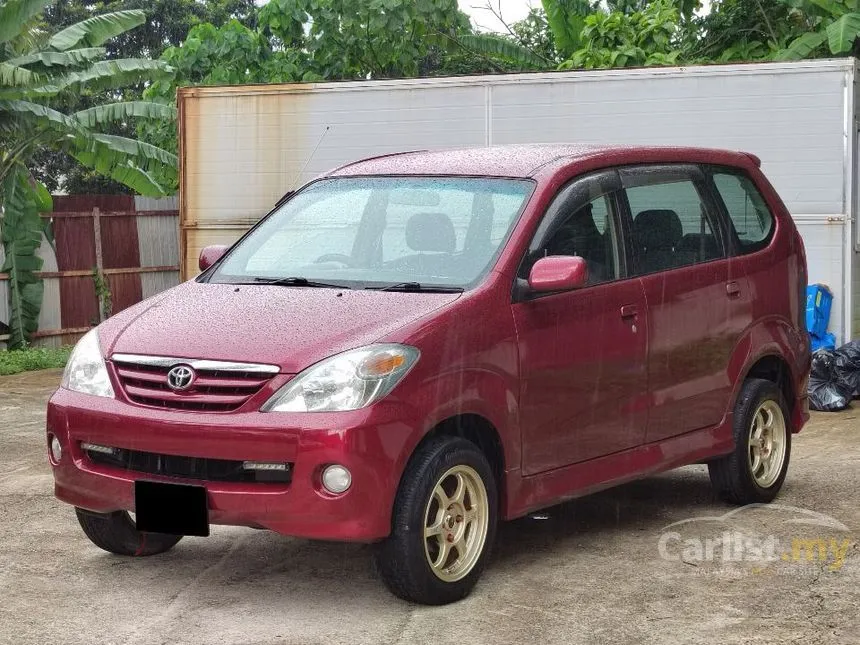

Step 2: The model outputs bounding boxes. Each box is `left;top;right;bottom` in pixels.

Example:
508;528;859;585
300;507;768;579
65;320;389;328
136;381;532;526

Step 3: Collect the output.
514;170;649;474
707;166;779;347
620;164;738;442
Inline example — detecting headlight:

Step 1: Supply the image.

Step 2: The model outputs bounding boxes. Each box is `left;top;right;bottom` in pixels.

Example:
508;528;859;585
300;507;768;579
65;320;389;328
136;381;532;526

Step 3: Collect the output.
262;344;419;412
61;329;114;398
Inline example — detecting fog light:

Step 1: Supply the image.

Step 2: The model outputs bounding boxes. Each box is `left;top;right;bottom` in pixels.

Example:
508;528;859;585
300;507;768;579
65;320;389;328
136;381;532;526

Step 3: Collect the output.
50;435;62;462
321;464;352;494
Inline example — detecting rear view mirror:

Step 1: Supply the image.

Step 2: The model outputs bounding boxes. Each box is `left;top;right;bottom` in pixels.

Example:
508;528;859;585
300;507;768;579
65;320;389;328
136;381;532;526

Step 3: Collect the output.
199;245;229;272
528;256;588;293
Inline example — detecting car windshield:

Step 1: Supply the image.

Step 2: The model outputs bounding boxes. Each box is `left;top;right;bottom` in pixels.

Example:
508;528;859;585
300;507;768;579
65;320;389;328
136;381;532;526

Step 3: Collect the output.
208;176;534;289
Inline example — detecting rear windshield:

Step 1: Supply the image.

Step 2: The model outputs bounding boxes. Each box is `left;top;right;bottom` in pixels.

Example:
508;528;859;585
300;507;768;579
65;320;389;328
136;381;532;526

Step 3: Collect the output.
209;176;534;289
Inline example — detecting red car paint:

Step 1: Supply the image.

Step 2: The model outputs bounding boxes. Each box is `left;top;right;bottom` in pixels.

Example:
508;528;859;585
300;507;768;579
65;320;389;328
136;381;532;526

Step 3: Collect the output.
527;256;588;291
47;145;810;541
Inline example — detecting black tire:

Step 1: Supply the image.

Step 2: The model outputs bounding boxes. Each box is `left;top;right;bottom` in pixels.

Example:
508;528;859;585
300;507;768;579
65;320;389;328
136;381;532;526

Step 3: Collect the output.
374;436;498;605
75;508;183;556
709;378;792;505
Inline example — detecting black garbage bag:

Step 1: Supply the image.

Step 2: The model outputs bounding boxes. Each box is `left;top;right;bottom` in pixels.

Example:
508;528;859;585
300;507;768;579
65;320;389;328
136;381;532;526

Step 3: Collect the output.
833;340;860;397
808;349;852;412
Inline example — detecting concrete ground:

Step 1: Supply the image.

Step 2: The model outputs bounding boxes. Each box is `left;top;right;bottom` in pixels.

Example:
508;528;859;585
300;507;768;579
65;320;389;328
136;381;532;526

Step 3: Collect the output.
0;369;858;645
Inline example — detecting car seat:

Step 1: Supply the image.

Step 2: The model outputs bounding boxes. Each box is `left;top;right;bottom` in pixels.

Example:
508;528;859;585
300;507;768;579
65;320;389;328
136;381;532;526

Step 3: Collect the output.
634;209;683;274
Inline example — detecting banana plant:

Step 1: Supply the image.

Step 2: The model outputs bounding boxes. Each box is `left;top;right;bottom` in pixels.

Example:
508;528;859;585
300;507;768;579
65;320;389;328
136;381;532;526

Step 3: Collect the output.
0;167;47;348
0;0;178;347
774;0;860;59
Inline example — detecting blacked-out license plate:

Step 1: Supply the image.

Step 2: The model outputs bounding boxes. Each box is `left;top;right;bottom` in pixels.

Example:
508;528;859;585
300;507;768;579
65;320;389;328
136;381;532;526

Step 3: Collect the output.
134;480;209;537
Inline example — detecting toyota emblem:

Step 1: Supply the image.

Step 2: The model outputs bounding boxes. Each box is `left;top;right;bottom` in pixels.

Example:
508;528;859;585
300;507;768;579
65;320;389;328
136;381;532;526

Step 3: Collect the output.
166;365;195;391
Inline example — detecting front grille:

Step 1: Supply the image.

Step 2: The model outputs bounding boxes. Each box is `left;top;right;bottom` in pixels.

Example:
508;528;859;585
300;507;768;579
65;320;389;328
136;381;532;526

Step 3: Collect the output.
84;446;292;484
112;355;278;412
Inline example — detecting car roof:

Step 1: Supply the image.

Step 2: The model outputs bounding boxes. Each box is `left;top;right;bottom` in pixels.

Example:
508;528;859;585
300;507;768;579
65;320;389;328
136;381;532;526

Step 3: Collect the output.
324;144;759;179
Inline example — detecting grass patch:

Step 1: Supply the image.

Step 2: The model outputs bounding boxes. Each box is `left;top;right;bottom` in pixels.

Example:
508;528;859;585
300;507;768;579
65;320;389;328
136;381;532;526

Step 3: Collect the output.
0;346;72;376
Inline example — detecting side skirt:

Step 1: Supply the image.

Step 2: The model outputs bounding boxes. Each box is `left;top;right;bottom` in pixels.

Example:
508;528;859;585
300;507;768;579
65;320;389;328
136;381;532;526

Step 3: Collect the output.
504;420;734;521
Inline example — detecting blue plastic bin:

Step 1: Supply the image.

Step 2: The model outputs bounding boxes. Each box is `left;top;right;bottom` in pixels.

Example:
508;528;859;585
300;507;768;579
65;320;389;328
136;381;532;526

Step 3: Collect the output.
806;284;833;338
811;332;836;352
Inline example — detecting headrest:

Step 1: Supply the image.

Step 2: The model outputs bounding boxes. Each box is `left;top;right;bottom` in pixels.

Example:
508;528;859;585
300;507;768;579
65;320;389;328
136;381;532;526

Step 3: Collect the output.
405;212;456;253
634;209;683;250
561;204;601;239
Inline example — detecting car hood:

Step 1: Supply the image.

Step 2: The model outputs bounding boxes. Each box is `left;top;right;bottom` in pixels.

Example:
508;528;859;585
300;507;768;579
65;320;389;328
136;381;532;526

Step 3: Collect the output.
102;281;461;373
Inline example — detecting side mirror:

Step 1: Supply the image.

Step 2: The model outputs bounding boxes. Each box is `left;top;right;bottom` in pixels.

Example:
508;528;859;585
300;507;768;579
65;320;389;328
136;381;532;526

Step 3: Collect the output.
528;256;588;293
199;245;228;272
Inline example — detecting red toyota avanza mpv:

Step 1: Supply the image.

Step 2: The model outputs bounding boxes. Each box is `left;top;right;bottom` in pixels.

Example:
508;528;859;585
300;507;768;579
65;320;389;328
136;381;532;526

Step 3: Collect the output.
47;145;810;605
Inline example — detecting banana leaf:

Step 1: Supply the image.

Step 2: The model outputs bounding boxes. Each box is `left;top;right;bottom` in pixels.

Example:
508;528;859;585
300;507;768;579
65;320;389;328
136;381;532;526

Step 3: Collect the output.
0;0;53;45
0;167;45;348
48;10;145;51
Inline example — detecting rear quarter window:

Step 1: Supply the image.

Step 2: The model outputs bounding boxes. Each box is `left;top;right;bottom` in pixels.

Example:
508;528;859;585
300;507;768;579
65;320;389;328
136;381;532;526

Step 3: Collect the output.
712;171;774;254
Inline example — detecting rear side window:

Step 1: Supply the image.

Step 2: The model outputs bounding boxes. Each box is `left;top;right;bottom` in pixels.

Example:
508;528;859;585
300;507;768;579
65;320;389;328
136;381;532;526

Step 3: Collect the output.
712;171;774;253
622;168;725;275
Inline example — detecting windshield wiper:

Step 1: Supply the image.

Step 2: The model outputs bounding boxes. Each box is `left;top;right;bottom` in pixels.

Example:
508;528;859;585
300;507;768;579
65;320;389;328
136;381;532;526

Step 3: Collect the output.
250;276;348;289
368;281;464;293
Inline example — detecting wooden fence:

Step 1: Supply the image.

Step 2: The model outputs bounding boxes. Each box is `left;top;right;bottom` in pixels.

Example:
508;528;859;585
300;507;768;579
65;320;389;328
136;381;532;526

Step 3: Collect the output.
0;196;180;348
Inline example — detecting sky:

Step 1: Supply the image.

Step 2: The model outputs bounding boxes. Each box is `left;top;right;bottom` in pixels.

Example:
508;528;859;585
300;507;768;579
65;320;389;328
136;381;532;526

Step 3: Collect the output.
458;0;535;33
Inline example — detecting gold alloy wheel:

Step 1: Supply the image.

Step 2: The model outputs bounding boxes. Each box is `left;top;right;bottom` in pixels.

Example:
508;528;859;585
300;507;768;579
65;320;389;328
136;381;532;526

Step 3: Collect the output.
423;464;489;582
747;400;788;488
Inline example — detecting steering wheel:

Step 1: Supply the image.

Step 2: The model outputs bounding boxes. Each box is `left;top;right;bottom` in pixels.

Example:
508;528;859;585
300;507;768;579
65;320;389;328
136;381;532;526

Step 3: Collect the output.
314;253;354;266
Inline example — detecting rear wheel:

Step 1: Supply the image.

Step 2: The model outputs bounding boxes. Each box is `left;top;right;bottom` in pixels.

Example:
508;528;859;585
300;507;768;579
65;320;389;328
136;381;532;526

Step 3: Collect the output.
75;508;182;556
709;378;791;504
374;436;498;605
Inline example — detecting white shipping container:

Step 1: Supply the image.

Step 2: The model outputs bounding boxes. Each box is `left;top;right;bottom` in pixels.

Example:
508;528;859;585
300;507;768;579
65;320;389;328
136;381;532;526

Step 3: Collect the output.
178;58;860;342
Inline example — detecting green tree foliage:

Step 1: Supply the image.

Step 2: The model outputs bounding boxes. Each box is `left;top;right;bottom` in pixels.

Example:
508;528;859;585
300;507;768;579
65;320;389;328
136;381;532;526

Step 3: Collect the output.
144;0;480;94
43;0;258;59
1;0;177;346
689;0;804;62
33;0;255;193
158;20;303;87
454;4;561;68
1;167;47;348
258;0;472;80
542;0;598;56
772;0;860;59
510;7;559;63
563;0;685;68
608;0;700;20
146;0;492;90
461;0;688;70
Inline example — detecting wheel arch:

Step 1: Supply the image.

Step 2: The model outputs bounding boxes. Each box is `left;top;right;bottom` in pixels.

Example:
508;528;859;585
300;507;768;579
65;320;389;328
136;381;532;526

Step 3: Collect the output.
403;414;506;510
726;317;808;432
743;354;795;413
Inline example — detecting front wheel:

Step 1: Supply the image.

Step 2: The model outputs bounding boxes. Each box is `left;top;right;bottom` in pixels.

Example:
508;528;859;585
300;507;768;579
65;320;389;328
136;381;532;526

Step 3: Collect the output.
709;378;792;505
374;436;498;605
75;508;183;556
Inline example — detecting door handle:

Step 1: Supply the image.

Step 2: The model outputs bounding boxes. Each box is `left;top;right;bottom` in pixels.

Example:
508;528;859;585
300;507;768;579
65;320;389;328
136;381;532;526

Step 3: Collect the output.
726;281;741;297
620;304;638;319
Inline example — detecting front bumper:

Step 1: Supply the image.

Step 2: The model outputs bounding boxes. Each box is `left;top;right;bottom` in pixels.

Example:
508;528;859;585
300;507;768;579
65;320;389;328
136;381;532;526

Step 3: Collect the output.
47;388;420;542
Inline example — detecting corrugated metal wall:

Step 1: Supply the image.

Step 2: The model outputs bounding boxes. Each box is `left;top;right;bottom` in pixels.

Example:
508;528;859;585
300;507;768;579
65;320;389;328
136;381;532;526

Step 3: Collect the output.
0;197;180;348
851;246;860;338
137;212;181;299
180;59;857;340
852;75;860;342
